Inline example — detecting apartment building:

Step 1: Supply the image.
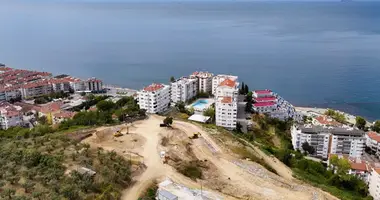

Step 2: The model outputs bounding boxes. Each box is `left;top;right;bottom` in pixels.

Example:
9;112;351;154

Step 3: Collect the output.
170;77;198;103
190;71;213;94
291;124;365;159
137;83;170;114
366;132;380;158
20;80;53;99
212;74;238;95
0;87;21;101
327;154;369;181
368;165;380;200
253;89;301;121
86;78;103;92
0;101;23;130
215;78;239;129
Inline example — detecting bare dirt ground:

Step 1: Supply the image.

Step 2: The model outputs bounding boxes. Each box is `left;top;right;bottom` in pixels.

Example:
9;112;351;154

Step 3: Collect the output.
83;115;339;200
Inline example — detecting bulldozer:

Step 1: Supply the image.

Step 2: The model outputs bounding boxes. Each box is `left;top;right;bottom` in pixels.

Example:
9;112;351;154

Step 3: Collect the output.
113;130;123;137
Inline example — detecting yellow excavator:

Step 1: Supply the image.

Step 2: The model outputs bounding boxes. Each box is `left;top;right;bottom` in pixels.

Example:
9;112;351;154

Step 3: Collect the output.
113;129;123;137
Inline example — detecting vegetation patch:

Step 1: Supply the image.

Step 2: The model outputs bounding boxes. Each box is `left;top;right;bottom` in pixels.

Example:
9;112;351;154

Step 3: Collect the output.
177;160;207;180
138;182;158;200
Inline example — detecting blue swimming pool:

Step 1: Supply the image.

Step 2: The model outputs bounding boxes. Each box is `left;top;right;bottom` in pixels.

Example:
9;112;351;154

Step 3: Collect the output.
192;99;210;110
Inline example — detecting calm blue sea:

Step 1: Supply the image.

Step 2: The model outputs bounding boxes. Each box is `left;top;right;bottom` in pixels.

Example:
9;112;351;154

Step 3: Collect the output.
1;1;380;120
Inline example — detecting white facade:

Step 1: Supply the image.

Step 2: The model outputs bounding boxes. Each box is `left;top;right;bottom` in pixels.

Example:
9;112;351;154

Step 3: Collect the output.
0;89;21;101
0;102;23;130
190;71;213;94
366;132;380;158
20;81;53;99
215;97;237;129
138;83;171;114
86;78;103;92
369;168;380;200
291;125;365;159
214;78;239;129
212;74;238;95
170;77;198;103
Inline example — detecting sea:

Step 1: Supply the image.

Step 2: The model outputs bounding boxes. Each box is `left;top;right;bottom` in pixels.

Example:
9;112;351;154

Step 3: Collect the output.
1;0;380;120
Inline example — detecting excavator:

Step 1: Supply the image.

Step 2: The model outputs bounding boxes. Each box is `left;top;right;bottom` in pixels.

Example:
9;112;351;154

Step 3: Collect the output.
113;129;123;137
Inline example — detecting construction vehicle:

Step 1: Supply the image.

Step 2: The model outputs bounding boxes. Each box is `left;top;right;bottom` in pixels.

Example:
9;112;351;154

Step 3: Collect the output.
189;132;200;139
113;129;123;137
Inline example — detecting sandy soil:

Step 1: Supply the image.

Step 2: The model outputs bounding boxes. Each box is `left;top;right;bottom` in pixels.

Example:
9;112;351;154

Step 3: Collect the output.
83;115;339;200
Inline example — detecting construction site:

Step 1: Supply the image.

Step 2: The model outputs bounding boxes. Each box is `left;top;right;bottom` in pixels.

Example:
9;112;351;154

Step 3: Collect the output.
82;115;339;200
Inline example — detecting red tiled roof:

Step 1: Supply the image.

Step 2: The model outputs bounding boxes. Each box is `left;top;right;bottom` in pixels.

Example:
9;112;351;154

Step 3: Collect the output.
219;78;236;88
143;83;164;92
368;132;380;143
34;101;63;114
254;102;276;107
254;89;272;94
255;96;276;102
54;111;76;119
221;96;232;103
315;115;342;126
350;162;367;171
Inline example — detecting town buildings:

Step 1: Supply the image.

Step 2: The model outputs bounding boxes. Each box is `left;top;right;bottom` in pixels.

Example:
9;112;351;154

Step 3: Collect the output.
137;83;171;114
328;154;369;181
190;71;213;94
0;66;103;100
215;78;239;129
0;101;23;130
252;89;301;121
291;124;365;159
212;74;238;95
170;77;198;103
368;165;380;200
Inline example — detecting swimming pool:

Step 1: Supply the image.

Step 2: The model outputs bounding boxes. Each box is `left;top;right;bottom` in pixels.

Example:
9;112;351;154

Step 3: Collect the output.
191;99;213;111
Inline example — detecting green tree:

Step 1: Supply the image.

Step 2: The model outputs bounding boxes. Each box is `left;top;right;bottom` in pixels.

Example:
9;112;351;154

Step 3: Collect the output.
245;91;253;113
240;82;245;94
96;100;115;112
170;76;176;83
301;142;315;155
336;158;351;175
1;188;16;200
244;84;249;94
22;180;35;193
37;116;48;125
203;107;215;119
373;120;380;132
329;154;339;172
163;117;173;126
355;116;366;130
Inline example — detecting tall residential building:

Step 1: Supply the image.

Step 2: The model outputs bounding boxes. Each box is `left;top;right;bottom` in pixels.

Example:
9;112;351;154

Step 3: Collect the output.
170;77;198;104
212;74;238;95
137;83;171;114
0;101;23;130
252;89;301;121
368;165;380;200
86;78;103;92
291;124;365;159
20;80;53;99
190;71;213;94
366;132;380;158
215;78;239;129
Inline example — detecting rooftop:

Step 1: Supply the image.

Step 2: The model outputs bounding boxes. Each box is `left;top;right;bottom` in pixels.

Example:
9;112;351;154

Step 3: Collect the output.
219;78;236;88
214;74;238;81
143;83;165;92
315;115;342;127
299;125;365;136
368;132;380;143
191;71;213;78
254;89;272;94
254;96;277;102
254;102;276;107
0;101;22;117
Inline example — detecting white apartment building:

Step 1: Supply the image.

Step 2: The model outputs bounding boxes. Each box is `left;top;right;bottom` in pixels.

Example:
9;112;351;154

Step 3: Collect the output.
0;101;23;130
0;87;21;101
215;78;239;129
190;71;213;94
366;132;380;158
291;125;365;159
20;80;53;99
137;83;171;114
212;74;238;95
86;78;103;92
170;77;198;104
369;166;380;200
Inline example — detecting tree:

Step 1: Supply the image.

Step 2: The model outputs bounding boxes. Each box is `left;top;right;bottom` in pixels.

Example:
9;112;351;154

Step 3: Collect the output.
244;84;249;95
1;188;15;200
373;120;380;133
170;76;176;83
163;117;173;126
336;158;351;175
245;91;253;113
22;180;35;193
80;92;86;96
301;142;315;155
37;116;48;125
175;101;186;113
355;116;366;130
203;107;215;119
96;100;115;112
240;82;245;94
